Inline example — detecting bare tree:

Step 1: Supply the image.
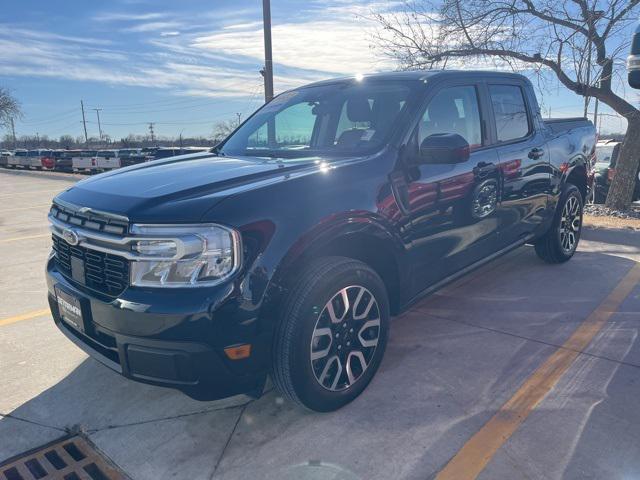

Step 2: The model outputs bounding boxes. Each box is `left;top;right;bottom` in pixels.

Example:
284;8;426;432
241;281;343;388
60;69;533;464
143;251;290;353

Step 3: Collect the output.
374;0;640;209
0;87;21;130
211;119;237;145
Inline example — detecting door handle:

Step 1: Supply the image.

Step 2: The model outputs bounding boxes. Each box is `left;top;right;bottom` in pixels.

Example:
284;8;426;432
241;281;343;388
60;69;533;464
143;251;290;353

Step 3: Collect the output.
528;147;545;160
474;161;497;178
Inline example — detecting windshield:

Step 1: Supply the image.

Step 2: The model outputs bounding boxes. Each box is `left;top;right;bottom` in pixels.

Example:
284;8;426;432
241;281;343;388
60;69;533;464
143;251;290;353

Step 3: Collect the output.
221;80;416;160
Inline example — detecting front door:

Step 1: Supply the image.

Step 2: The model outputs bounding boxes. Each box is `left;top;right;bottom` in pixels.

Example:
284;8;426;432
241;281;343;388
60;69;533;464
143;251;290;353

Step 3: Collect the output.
403;84;501;294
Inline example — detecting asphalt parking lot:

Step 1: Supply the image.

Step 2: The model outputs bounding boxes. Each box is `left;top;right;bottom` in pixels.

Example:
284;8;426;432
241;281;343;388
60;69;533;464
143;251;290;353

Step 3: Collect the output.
1;169;640;480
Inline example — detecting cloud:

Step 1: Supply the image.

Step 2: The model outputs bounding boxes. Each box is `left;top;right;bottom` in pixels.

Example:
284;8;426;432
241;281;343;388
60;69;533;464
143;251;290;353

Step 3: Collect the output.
123;21;184;33
189;0;401;77
93;12;167;22
0;1;397;101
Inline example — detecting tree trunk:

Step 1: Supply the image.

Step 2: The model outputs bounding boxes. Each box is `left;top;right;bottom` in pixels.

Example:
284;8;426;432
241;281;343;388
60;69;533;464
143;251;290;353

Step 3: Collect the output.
605;119;640;210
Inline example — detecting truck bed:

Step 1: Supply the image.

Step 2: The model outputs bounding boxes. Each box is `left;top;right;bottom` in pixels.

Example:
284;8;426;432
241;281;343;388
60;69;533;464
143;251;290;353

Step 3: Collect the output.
544;117;593;135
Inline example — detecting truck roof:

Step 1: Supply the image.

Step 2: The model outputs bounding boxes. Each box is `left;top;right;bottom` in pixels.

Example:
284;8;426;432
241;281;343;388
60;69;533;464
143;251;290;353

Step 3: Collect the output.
301;70;529;89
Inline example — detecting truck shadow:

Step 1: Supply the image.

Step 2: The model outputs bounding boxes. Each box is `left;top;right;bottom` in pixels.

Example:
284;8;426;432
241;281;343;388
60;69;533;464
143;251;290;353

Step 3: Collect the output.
2;231;639;479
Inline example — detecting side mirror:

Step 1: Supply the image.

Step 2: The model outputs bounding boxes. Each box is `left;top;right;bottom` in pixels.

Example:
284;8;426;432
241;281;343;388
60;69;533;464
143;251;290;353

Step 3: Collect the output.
419;133;470;164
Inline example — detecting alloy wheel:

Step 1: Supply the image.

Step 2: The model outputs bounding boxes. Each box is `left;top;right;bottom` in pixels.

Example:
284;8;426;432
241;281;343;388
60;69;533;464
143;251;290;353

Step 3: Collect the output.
310;285;381;391
560;195;581;253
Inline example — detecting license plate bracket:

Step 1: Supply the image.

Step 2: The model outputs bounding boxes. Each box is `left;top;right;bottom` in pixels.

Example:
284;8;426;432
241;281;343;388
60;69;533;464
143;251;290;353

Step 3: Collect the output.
55;286;85;333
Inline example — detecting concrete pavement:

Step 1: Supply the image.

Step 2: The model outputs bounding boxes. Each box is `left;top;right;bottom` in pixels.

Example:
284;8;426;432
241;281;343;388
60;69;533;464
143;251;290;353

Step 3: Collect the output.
1;169;639;479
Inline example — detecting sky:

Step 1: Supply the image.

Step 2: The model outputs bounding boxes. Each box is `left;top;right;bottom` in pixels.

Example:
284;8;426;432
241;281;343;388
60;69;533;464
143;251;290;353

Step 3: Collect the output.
0;0;635;141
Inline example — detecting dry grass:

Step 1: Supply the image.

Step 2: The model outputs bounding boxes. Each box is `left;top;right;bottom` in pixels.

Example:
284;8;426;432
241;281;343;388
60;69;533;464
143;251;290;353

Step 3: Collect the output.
583;214;640;231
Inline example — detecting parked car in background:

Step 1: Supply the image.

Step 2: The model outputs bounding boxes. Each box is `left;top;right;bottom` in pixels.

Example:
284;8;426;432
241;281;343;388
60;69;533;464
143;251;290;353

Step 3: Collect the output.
591;140;640;204
629;23;640;89
47;71;595;411
0;150;12;168
152;147;183;160
94;150;122;171
8;149;28;168
47;150;78;172
72;150;99;173
26;149;56;170
149;146;210;161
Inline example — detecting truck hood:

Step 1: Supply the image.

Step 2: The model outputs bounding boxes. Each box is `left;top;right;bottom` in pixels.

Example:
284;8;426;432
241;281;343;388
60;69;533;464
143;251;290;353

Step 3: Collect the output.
55;152;324;223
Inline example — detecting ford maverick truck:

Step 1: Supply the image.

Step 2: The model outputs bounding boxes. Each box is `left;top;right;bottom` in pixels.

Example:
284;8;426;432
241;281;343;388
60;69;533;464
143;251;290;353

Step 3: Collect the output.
46;71;596;411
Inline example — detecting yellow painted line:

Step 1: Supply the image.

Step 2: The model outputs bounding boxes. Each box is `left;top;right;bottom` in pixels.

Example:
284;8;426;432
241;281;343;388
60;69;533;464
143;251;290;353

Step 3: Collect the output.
0;233;50;243
2;204;50;212
436;262;640;480
0;309;50;327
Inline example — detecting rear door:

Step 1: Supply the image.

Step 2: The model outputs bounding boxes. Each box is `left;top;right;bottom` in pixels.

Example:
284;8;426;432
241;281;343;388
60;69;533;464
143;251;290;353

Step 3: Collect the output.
488;82;551;245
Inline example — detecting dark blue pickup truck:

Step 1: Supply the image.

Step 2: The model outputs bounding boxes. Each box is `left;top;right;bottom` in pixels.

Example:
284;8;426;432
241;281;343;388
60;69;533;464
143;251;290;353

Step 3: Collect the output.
46;71;596;411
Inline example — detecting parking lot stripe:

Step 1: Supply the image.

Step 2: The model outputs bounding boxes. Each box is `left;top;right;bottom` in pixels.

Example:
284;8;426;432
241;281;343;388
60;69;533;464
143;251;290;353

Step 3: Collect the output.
435;262;640;480
0;233;50;243
0;309;50;327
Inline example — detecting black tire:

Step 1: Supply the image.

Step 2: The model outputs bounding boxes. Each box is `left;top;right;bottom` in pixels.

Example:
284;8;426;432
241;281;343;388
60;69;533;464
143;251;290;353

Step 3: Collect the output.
272;256;389;412
534;184;583;263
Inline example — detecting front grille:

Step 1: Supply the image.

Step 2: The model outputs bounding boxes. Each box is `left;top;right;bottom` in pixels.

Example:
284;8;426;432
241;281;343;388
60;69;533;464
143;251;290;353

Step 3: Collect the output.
50;203;128;235
52;235;129;297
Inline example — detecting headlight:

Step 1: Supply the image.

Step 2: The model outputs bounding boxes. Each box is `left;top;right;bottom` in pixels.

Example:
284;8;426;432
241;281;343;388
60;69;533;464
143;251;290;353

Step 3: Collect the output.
129;224;241;287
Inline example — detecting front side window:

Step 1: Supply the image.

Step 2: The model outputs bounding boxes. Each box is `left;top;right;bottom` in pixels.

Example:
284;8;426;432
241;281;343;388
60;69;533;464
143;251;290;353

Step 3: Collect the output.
489;85;530;142
418;85;483;149
222;81;416;160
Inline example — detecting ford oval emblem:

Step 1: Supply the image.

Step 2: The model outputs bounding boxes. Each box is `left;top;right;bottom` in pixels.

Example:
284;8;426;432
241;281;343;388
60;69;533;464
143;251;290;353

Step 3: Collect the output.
62;228;80;246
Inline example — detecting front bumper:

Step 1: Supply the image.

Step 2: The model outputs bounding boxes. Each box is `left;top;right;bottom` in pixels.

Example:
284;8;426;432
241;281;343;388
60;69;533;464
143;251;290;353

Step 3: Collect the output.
46;258;268;400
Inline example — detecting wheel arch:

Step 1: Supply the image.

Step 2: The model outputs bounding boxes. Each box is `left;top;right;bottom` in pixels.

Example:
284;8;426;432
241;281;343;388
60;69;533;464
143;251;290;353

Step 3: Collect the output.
564;162;588;201
264;215;406;319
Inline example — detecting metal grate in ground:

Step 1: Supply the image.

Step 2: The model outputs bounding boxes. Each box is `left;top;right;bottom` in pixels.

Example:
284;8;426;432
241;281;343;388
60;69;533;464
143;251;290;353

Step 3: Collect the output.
0;435;127;480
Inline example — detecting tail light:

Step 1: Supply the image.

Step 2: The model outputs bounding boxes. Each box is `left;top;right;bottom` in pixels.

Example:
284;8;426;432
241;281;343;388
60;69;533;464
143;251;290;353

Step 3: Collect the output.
608;168;616;182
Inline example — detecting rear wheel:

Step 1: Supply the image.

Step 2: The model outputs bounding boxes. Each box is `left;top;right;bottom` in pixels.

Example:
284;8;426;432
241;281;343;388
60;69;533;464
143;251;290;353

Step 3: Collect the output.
534;184;583;263
272;257;389;412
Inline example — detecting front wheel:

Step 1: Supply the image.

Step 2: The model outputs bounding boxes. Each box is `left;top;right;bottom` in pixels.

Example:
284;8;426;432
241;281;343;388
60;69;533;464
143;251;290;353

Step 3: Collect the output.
534;184;583;263
272;257;389;412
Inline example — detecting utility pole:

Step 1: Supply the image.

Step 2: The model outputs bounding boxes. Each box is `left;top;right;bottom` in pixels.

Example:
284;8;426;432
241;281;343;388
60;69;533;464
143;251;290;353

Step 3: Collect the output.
80;100;88;144
262;0;275;146
36;132;40;147
10;118;16;149
236;112;242;127
593;97;599;133
92;108;103;142
262;0;274;103
148;122;156;144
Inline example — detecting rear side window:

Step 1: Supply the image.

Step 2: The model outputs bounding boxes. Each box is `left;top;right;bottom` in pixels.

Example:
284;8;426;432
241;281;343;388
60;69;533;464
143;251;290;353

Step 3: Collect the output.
489;85;530;142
